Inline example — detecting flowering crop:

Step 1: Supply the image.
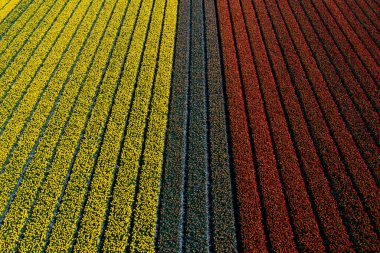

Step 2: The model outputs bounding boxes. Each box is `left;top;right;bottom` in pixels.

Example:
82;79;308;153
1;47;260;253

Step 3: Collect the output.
0;0;177;249
0;0;23;22
1;0;376;251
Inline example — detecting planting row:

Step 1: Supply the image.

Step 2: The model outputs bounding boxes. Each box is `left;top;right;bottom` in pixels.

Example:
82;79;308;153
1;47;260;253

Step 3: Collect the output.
0;0;36;37
0;0;177;251
156;0;238;251
215;0;379;251
0;0;106;250
0;0;378;251
157;0;379;251
0;0;57;73
0;0;23;22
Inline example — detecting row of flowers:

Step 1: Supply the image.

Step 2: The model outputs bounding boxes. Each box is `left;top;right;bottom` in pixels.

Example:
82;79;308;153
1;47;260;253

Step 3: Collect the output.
127;0;177;249
0;0;59;76
0;0;83;167
101;0;175;250
0;0;177;250
0;0;23;23
0;0;105;250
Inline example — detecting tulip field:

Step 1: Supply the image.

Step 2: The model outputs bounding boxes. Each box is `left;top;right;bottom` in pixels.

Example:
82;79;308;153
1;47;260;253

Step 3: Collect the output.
0;0;379;252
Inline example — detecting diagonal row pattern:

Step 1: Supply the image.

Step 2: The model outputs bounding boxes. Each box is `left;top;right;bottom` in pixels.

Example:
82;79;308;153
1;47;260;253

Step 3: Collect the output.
159;0;379;251
0;0;177;251
0;0;378;251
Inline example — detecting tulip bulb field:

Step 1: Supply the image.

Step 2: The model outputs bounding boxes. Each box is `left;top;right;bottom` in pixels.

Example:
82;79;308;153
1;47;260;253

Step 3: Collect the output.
0;0;379;251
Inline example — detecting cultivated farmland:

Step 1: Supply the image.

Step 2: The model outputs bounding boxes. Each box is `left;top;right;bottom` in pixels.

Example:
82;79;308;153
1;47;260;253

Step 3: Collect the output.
0;0;176;251
0;0;379;252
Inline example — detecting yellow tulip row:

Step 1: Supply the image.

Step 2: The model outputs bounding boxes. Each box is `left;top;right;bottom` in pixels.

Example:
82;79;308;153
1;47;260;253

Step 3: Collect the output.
100;0;175;250
0;0;44;55
0;0;22;22
0;0;34;39
0;0;74;104
43;0;135;251
0;0;11;10
0;0;59;72
46;0;161;249
0;0;176;250
101;0;159;250
0;0;77;119
0;0;117;250
13;0;136;251
0;0;84;159
0;0;102;251
64;0;169;250
0;2;79;134
64;0;150;250
127;0;177;250
0;0;92;221
0;0;50;103
11;0;122;251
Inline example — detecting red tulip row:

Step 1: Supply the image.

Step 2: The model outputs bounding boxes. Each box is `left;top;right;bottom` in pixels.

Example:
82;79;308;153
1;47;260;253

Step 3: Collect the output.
216;0;380;251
